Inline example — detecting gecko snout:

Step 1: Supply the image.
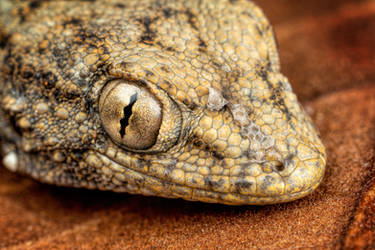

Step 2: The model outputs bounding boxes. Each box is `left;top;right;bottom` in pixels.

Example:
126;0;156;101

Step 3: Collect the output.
232;146;325;203
280;145;326;196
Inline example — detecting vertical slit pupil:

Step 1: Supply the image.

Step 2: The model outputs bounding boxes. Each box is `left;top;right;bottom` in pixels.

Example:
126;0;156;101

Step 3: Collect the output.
119;93;138;138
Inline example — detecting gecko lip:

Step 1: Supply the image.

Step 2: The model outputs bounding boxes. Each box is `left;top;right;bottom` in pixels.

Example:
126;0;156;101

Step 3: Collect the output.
96;149;325;205
9;144;325;205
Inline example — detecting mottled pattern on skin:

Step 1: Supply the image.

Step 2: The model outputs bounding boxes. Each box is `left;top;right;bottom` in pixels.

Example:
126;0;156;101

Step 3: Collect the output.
0;0;326;205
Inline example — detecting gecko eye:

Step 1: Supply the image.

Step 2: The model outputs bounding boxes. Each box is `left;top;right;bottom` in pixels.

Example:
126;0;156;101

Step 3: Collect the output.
99;80;162;150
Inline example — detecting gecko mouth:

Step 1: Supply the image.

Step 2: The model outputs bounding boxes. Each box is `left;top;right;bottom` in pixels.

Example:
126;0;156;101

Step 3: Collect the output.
93;152;325;205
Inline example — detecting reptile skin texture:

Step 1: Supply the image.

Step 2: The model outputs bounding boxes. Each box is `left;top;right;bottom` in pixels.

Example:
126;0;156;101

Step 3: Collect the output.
0;0;326;205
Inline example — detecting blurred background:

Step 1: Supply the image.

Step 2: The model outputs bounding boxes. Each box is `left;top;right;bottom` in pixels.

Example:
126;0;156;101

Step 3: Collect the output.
1;0;374;249
260;0;375;102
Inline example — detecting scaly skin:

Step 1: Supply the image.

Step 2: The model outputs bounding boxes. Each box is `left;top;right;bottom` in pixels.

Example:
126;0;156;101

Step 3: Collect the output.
0;0;326;205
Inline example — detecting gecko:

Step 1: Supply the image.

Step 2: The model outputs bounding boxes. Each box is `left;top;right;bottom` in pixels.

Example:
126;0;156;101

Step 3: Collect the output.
0;0;326;205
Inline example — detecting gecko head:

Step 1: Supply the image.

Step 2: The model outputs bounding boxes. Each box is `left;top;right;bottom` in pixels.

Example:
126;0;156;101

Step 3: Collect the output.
0;0;326;205
0;31;327;206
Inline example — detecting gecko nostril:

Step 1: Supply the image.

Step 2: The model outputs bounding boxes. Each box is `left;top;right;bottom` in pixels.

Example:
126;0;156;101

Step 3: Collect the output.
275;163;285;172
